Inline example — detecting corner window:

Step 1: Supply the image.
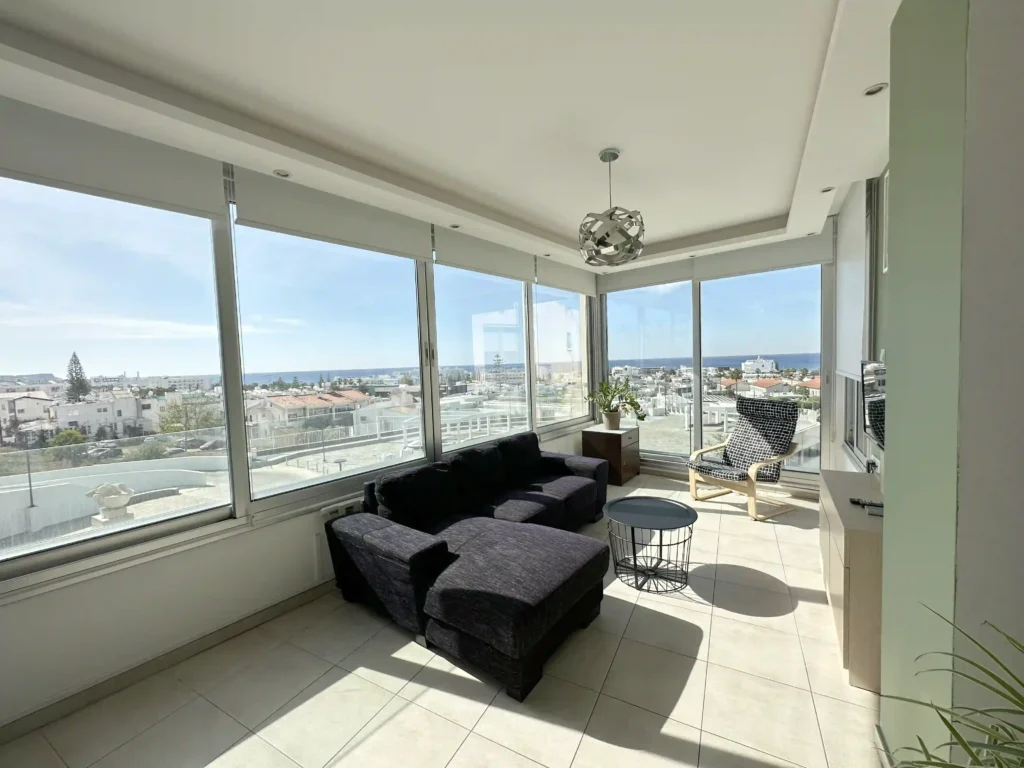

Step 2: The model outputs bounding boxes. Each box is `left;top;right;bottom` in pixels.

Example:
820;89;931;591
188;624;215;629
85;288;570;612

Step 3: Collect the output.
532;286;588;427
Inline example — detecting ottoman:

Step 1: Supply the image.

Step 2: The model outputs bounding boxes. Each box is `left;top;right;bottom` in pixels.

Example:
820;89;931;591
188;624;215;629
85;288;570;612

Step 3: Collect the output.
424;518;609;700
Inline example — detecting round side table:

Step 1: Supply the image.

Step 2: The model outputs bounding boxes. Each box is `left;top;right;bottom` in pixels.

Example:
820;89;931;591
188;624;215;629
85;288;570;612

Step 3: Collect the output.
604;496;698;593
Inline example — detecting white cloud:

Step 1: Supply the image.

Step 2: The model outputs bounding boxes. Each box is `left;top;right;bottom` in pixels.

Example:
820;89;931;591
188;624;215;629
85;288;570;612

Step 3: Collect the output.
0;302;217;340
272;317;305;327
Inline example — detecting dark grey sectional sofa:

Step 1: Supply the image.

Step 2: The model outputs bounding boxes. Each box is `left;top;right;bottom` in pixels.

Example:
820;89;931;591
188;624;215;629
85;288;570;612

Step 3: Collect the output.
325;432;611;701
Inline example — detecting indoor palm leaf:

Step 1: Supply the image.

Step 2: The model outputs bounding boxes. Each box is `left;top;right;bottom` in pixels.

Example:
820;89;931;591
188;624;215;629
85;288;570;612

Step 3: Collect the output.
890;609;1024;767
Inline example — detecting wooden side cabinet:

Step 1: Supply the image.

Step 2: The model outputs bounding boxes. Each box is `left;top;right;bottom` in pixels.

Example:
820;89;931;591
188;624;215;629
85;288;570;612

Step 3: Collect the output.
582;425;640;486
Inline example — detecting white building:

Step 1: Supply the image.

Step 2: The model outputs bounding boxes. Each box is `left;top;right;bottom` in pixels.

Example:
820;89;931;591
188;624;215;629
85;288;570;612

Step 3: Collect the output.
55;395;142;436
0;392;55;427
741;356;778;379
0;379;64;397
749;378;792;397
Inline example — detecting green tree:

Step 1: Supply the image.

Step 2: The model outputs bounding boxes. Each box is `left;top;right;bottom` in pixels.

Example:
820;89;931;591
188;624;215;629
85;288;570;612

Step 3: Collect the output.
291;376;300;388
65;352;92;403
800;367;809;379
270;377;288;391
490;354;506;391
94;425;110;441
329;379;341;392
52;429;87;446
727;368;743;381
158;397;225;433
318;374;325;387
34;430;48;449
399;375;414;386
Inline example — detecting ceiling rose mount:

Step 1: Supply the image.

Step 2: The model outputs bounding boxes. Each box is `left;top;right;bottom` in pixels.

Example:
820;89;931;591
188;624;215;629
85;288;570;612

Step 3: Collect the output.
579;148;645;267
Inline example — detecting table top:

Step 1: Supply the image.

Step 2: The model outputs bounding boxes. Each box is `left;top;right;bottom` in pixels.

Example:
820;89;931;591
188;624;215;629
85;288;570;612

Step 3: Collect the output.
604;496;698;530
583;424;640;435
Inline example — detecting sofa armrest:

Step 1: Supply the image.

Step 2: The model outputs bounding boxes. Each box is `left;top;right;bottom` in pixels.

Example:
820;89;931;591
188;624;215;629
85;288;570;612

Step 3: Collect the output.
539;451;609;514
326;514;450;633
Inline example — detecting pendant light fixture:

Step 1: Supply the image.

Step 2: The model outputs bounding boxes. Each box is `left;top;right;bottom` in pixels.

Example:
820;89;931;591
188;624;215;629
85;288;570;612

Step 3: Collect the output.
578;148;645;267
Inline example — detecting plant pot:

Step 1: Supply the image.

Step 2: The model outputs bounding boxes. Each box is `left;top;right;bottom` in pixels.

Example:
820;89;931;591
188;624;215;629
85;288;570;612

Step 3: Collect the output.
602;411;621;430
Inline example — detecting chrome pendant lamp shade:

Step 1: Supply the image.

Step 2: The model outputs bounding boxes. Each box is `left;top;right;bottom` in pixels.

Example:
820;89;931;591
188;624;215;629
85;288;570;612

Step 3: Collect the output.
579;148;644;267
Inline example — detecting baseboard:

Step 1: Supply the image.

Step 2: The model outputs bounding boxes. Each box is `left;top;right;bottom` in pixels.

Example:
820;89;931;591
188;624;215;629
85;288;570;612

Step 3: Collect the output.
0;580;335;747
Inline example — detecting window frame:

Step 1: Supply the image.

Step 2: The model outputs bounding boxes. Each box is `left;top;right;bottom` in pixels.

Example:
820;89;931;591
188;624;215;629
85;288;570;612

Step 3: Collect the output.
530;284;592;433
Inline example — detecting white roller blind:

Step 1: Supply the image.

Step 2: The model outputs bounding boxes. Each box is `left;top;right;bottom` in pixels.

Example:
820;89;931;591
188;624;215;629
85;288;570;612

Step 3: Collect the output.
536;258;598;296
0;96;225;217
835;183;868;378
233;167;431;260
434;227;535;282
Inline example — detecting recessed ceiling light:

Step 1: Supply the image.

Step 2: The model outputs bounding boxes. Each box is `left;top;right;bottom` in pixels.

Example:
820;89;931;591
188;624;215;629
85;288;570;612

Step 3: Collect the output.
821;186;836;193
864;83;888;96
449;224;460;229
273;169;291;178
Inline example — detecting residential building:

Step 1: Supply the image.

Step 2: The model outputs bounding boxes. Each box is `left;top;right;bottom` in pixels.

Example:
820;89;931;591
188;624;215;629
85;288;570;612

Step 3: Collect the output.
54;395;141;436
741;355;778;379
0;392;54;427
748;378;792;397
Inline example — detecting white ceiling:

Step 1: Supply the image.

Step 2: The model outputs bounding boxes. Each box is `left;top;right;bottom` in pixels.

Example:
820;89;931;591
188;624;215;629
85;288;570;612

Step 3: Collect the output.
0;0;898;272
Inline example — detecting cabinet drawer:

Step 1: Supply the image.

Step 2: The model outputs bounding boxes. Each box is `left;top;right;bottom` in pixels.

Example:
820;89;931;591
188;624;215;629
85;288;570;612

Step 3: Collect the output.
622;429;640;448
622;445;640;471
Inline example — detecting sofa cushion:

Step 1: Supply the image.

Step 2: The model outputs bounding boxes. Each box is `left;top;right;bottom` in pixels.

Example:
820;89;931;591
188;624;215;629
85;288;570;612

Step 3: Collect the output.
528;475;598;528
423;518;609;658
442;445;508;507
497;432;542;485
375;463;461;530
486;490;564;527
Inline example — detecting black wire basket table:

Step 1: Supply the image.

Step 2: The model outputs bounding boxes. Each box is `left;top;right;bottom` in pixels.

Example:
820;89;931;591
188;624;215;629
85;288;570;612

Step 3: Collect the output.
604;496;698;593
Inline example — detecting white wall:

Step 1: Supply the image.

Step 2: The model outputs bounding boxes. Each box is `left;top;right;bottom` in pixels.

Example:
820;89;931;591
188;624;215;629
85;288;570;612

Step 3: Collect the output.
0;512;328;727
835;182;868;378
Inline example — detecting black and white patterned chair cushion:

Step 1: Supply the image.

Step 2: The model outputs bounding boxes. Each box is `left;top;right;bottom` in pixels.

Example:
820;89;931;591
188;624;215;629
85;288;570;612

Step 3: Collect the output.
687;397;799;484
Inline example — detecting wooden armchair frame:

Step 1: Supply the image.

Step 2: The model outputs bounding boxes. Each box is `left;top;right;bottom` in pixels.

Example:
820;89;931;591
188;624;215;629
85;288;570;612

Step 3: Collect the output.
688;439;799;521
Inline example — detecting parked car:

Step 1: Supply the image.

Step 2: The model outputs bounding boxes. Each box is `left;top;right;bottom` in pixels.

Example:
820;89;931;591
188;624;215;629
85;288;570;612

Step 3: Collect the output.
164;447;185;456
87;446;123;460
175;437;204;449
200;439;226;451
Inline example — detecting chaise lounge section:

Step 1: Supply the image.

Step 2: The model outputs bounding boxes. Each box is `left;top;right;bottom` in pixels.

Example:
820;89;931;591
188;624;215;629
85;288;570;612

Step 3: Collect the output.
325;432;610;700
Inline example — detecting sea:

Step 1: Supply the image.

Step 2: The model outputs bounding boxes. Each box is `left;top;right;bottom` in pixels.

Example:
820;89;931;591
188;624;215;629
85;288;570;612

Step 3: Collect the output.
238;353;820;386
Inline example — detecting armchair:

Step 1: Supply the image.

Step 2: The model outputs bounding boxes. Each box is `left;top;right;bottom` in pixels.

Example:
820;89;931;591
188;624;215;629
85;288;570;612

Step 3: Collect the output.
686;397;800;521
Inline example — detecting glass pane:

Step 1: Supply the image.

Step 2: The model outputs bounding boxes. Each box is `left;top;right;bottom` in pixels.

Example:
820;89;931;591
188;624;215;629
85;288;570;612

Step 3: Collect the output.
700;265;822;472
533;286;588;427
605;282;694;456
234;226;424;498
0;177;229;560
434;265;528;451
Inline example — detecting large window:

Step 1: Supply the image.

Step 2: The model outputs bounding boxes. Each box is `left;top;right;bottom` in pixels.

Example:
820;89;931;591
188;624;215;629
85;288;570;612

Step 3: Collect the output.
0;177;229;559
233;226;425;499
434;266;529;452
700;265;822;472
533;286;589;427
605;281;694;457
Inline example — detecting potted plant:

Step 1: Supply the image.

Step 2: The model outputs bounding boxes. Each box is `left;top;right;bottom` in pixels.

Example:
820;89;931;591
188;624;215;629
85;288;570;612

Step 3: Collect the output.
887;608;1023;766
586;378;647;430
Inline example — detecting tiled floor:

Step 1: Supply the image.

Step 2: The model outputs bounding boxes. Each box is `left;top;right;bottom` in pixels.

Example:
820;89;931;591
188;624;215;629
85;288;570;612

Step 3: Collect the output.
0;475;880;768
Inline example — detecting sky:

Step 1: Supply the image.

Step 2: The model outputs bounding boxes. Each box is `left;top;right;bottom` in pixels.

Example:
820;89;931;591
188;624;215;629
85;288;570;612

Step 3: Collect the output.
1;176;819;379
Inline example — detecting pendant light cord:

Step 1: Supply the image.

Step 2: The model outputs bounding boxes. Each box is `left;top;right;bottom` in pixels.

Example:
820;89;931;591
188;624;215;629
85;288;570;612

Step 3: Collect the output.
607;160;613;209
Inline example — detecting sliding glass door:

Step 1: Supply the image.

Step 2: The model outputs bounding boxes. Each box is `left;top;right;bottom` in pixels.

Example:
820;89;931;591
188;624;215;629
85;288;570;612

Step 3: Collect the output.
605;281;694;457
700;265;822;472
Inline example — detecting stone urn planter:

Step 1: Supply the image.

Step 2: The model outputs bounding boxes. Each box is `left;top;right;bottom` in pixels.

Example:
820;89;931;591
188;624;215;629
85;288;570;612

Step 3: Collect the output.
87;483;135;524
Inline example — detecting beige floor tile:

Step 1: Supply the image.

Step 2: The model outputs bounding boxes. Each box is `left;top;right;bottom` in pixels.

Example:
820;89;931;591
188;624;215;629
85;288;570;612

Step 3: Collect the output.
714;554;789;594
640;575;716;614
204;642;333;729
573;694;700;767
702;665;826;768
545;628;622;691
43;671;197;768
338;625;434;693
800;636;880;710
717;533;782;565
782;564;826;594
624;596;712;660
328;697;468;767
449;733;545;767
718;514;779;542
398;654;501;729
601;639;706;728
0;732;66;768
691;511;723;535
578;519;610;541
474;676;598;768
813;694;880;768
697;732;801;767
778;542;822;572
289;603;387;663
255;666;392;768
790;597;837;643
687;560;719;583
708;616;809;690
688;531;720;563
769;510;821;547
710;581;798;635
91;698;248;768
590;592;637;637
261;596;344;640
175;627;283;694
208;734;302;768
